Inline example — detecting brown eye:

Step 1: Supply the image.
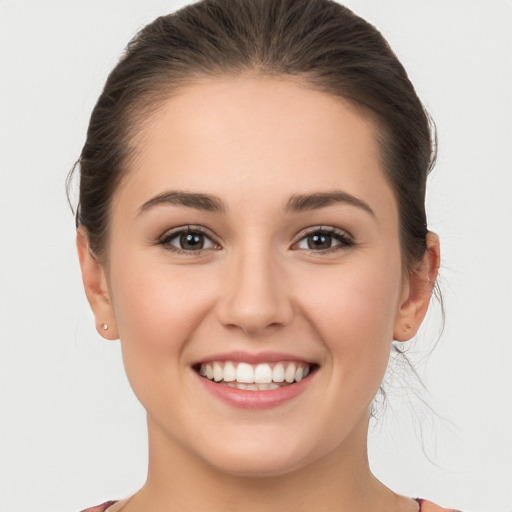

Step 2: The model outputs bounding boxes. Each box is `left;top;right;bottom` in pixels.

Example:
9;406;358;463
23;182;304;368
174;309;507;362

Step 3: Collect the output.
307;233;332;250
160;227;218;252
295;228;354;252
180;232;206;250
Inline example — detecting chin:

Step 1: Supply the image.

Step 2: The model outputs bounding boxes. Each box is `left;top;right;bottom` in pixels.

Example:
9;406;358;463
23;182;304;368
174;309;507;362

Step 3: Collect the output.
208;453;309;478
194;431;320;478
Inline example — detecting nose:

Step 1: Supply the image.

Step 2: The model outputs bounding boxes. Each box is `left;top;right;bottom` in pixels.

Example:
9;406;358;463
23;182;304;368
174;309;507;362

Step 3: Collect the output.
215;246;293;336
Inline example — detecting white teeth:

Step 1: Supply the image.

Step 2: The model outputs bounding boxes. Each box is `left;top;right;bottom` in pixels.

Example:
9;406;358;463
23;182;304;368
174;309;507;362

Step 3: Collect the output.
223;361;236;382
272;363;285;382
237;382;275;391
213;362;223;382
236;362;254;383
254;363;273;384
284;363;296;383
198;360;313;388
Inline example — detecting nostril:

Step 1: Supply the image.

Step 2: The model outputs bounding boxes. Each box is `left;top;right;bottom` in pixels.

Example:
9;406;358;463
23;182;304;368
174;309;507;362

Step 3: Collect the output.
214;271;294;335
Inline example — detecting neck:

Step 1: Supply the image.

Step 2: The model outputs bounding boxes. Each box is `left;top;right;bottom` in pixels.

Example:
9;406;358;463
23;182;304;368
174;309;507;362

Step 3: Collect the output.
124;412;409;512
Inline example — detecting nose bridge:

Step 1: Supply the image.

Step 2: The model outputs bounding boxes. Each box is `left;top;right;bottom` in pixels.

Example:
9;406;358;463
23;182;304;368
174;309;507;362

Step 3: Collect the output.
217;237;292;335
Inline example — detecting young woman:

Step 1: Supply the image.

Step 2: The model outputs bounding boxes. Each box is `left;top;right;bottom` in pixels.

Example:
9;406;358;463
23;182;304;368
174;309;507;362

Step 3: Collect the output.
73;0;460;510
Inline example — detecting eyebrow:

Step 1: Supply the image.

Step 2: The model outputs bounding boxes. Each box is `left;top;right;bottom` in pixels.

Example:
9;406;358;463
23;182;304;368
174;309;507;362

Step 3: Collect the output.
137;189;374;217
285;191;375;217
138;191;226;215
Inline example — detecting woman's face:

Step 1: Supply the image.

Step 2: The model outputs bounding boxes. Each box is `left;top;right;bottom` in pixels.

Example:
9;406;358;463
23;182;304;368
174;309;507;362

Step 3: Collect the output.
89;76;417;475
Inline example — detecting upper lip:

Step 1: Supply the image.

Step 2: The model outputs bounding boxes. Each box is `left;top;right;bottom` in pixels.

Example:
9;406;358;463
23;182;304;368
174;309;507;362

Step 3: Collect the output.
191;351;316;366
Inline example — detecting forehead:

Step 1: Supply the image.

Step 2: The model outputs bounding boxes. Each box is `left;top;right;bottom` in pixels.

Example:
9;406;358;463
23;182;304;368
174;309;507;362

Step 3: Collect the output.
115;75;397;222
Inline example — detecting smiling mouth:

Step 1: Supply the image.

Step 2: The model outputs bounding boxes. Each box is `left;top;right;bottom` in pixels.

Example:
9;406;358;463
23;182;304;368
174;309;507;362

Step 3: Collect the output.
194;361;317;391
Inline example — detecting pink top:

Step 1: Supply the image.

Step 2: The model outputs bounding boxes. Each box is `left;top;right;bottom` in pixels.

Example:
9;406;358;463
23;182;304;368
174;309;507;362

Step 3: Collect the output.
80;498;462;511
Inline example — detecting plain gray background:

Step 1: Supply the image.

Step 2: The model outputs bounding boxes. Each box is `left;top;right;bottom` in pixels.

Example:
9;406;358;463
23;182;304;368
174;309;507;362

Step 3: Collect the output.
1;1;511;511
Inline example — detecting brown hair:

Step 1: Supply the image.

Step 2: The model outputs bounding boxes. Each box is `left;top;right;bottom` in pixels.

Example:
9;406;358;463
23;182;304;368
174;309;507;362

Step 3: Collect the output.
70;0;436;271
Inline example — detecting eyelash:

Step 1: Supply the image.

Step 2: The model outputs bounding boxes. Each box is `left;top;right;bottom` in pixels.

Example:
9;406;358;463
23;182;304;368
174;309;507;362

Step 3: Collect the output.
292;226;355;254
158;225;354;255
158;225;220;255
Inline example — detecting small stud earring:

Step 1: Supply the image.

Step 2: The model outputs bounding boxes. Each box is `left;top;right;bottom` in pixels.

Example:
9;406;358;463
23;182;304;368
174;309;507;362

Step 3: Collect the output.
101;323;109;331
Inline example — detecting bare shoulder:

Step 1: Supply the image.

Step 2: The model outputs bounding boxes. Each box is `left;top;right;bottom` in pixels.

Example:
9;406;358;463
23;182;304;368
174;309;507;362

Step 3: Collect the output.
80;501;117;512
417;498;463;512
80;499;132;512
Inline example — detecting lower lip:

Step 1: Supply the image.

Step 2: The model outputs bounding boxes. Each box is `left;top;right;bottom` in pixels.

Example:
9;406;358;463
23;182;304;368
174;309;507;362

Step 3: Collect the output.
196;371;314;409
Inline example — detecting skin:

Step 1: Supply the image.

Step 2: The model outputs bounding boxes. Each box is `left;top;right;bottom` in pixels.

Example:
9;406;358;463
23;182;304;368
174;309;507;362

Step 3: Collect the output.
78;76;440;512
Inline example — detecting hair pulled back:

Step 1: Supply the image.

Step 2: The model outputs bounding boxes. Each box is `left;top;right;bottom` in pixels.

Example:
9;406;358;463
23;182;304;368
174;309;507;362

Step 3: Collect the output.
71;0;436;269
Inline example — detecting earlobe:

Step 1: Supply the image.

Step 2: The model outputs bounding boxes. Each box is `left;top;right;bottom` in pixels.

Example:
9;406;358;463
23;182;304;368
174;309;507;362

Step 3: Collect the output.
76;227;119;340
393;232;440;342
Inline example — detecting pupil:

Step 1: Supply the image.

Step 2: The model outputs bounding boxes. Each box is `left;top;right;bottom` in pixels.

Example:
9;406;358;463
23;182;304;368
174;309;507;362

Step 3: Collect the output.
308;233;331;250
181;233;204;250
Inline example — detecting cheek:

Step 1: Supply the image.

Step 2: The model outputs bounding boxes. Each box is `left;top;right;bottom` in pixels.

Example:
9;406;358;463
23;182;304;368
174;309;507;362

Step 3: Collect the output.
297;255;402;388
301;255;401;330
107;252;223;420
108;252;216;369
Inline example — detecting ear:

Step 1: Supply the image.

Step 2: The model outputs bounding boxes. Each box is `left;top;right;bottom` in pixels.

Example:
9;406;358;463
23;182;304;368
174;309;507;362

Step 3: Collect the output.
76;227;119;340
393;232;440;341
